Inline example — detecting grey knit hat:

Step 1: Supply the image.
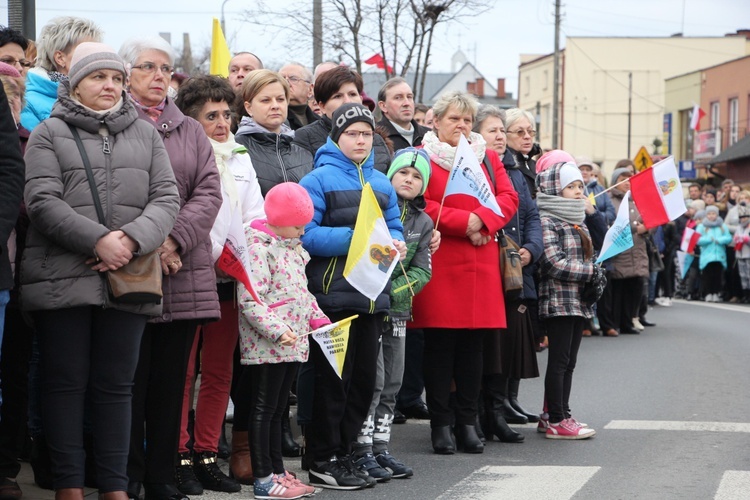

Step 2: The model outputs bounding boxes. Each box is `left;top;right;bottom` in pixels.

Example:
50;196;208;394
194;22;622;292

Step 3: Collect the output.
68;42;126;91
610;167;633;187
706;205;719;215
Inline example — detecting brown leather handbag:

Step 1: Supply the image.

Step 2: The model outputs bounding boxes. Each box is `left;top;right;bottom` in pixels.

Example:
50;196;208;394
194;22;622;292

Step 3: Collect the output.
69;124;163;304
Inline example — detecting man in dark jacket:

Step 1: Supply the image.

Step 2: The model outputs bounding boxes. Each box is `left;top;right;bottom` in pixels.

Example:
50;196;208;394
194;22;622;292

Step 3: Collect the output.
280;62;319;130
376;77;428;151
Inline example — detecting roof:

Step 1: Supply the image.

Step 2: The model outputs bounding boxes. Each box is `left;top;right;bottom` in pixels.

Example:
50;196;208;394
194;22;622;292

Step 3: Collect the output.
711;135;750;164
362;71;454;105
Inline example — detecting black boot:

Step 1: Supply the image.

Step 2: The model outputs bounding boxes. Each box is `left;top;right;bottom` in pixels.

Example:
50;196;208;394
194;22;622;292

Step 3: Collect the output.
508;378;539;423
492;375;528;424
475;394;486;443
484;376;524;443
454;424;484;454
430;426;455;455
194;451;241;493
281;404;302;457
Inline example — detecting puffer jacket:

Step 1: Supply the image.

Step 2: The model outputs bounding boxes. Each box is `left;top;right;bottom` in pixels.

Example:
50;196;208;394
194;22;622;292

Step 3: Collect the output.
235;117;313;197
501;150;542;300
607;188;649;279
299;137;404;314
390;196;432;319
238;220;329;365
293;114;392;174
697;220;732;269
20;68;58;131
536;164;595;319
134;97;222;322
22;83;180;316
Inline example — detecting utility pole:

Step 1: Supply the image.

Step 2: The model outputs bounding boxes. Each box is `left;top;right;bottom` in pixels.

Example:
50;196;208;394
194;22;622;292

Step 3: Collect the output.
221;0;230;35
552;0;561;149
313;0;323;67
536;101;542;139
627;72;632;158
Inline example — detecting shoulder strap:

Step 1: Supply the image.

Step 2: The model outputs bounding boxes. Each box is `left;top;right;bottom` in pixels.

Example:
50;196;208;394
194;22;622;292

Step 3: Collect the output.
67;124;106;226
480;155;496;187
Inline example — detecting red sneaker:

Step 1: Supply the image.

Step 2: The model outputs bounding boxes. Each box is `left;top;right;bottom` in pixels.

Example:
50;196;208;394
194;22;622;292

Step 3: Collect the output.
546;419;596;440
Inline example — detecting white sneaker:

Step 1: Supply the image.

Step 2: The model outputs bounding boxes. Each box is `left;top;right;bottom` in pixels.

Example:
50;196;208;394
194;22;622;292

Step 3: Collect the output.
631;318;645;331
663;297;672;306
713;294;723;303
655;297;671;306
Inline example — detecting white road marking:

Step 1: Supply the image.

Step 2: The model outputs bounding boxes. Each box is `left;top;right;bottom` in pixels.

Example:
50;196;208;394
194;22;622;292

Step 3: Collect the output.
605;420;750;433
672;299;750;314
435;466;600;500
715;471;750;499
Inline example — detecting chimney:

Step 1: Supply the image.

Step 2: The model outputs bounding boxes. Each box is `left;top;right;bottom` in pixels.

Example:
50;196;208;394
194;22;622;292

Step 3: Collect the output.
726;29;750;39
467;81;476;95
496;78;506;99
475;78;485;98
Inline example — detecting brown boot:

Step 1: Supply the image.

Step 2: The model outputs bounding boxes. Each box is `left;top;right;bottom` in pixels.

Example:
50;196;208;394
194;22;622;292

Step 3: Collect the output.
55;488;84;500
98;492;129;500
229;430;253;485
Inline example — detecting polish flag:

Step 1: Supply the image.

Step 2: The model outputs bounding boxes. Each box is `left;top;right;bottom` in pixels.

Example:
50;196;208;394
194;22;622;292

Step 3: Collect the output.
689;104;706;131
680;227;700;254
630;156;686;228
364;54;394;74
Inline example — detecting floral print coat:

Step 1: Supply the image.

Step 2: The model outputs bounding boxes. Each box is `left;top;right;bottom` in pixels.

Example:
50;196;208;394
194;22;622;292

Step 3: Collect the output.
239;219;329;365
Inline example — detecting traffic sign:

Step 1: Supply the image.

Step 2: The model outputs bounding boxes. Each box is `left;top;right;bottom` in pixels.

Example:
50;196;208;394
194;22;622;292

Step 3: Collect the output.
634;146;653;172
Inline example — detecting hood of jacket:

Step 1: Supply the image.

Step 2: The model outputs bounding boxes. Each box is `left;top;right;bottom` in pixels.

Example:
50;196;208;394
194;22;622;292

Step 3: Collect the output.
237;116;294;138
26;68;59;99
313;136;375;179
249;219;304;250
49;81;139;134
536;161;567;197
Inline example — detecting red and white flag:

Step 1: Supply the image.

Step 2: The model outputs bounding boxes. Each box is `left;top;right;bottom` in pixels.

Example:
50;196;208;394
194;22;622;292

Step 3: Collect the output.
630;156;686;228
680;226;700;254
216;209;262;303
689;104;706;131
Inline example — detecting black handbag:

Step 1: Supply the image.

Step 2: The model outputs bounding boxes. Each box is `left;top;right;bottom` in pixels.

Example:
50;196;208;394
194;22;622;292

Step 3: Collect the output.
68;124;163;304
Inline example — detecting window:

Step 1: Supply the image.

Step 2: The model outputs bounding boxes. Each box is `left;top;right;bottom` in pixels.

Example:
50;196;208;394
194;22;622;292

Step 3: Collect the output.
729;98;739;146
524;75;530;96
543;70;548;91
710;101;720;130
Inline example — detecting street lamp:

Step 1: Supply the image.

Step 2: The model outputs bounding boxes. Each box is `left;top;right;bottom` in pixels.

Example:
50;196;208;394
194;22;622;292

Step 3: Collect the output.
221;0;230;34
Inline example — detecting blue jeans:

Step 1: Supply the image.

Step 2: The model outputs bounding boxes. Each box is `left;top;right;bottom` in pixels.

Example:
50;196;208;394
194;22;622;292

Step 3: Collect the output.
0;289;9;405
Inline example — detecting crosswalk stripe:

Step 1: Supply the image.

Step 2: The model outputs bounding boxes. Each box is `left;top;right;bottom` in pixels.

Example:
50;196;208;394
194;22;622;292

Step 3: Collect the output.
715;471;750;499
435;466;600;500
605;420;750;433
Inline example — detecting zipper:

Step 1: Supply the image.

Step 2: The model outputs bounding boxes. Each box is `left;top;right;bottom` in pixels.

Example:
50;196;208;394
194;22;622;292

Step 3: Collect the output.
322;256;337;294
102;136;111;154
103;135;113;226
276;135;289;182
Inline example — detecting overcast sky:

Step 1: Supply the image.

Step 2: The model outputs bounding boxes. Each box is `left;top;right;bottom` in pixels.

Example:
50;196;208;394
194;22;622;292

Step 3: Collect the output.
3;0;748;94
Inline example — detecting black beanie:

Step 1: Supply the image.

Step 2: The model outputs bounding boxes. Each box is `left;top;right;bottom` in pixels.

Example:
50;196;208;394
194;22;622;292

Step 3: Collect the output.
330;103;375;144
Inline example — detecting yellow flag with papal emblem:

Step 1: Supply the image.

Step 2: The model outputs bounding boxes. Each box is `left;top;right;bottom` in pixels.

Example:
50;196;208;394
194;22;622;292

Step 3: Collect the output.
343;183;398;301
311;315;357;378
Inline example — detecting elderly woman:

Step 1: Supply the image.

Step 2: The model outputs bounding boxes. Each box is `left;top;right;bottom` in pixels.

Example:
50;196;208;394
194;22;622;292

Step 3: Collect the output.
22;42;179;500
504;108;540;198
235;69;313;196
21;16;103;131
172;75;264;495
474;105;541;443
119;36;222;500
410;91;518;455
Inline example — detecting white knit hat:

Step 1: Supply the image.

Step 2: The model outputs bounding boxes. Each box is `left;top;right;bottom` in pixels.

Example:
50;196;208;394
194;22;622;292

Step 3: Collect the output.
68;42;126;90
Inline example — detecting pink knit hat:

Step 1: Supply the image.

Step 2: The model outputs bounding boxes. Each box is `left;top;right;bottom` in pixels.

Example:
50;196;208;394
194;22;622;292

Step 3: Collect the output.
265;182;314;227
0;62;21;78
68;42;126;90
536;149;575;173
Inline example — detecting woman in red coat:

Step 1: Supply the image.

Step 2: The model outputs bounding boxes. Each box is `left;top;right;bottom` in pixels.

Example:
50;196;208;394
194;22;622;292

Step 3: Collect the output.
411;90;518;454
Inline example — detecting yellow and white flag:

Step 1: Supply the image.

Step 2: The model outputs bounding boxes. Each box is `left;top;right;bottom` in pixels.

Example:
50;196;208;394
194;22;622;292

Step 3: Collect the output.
210;18;231;77
311;316;356;379
343;183;399;301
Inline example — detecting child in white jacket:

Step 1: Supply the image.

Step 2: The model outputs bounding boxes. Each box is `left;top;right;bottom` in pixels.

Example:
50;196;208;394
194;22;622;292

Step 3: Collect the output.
733;203;750;303
239;182;330;499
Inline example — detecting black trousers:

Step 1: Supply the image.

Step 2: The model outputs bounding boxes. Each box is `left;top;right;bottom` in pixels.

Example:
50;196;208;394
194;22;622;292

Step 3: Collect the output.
34;306;146;492
128;320;197;484
611;277;641;330
423;328;486;427
702;262;724;294
396;328;425;410
247;362;298;477
307;311;383;462
0;307;33;478
544;316;584;423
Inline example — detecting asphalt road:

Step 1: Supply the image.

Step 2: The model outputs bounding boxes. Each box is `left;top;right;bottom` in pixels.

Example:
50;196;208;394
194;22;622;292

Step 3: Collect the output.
18;299;750;499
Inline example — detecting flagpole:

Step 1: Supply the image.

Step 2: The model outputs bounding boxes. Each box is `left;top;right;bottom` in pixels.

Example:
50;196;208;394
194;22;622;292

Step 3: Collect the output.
282;315;360;344
594;177;632;198
399;261;415;296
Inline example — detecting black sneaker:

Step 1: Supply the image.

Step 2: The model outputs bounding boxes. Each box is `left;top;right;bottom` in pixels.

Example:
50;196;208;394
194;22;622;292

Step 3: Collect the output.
342;455;377;487
175;452;203;495
193;451;241;493
308;456;367;490
375;451;413;478
353;453;391;482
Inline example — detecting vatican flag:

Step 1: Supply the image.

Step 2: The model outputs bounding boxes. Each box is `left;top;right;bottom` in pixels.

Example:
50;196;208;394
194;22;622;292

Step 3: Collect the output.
210;18;231;77
311;316;357;379
343;183;399;301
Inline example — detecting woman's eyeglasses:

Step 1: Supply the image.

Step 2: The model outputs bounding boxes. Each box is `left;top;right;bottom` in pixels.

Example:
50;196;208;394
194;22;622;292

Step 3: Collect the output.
0;56;32;68
132;63;174;77
507;128;536;138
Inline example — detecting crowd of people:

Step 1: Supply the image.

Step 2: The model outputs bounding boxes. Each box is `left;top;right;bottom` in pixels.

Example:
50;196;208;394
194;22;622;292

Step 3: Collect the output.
0;15;745;500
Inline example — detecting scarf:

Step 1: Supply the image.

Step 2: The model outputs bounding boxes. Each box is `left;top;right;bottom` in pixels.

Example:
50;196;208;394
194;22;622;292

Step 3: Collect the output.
47;70;67;83
421;130;486;171
128;93;166;121
210;133;246;210
536;192;586;225
702;216;724;229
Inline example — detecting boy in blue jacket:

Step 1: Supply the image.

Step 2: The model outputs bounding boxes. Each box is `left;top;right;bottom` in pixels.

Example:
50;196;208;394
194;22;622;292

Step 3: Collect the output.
299;103;406;490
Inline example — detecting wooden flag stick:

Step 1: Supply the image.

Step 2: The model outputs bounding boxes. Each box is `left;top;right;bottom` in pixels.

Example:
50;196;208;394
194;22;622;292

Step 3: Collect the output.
281;315;359;344
399;261;415;296
594;177;631;198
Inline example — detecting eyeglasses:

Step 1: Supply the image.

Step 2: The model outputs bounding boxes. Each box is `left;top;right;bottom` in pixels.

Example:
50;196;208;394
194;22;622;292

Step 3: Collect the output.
0;56;32;68
284;75;310;85
507;128;536;138
341;130;373;139
132;63;174;77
